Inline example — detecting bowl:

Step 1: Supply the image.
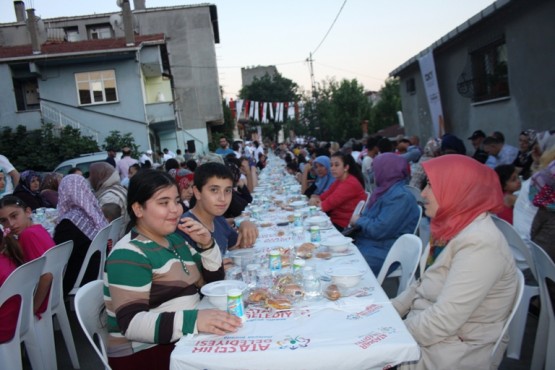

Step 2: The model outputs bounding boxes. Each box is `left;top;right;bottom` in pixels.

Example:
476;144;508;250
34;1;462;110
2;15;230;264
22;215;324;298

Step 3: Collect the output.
227;249;256;269
200;280;248;309
305;216;328;227
290;200;307;208
321;236;353;253
329;267;364;288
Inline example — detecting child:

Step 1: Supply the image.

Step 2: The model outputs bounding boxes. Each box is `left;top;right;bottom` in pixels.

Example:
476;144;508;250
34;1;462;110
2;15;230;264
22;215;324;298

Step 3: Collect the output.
0;196;55;340
102;202;122;223
176;162;258;255
495;164;522;224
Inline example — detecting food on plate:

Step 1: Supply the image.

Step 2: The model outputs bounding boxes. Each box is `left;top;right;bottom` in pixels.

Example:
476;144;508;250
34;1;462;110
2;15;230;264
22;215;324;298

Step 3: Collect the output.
287;214;296;222
296;242;316;259
266;296;292;310
280;283;304;298
277;229;286;237
248;288;270;303
324;284;341;301
283;206;294;212
260;222;273;227
316;251;332;259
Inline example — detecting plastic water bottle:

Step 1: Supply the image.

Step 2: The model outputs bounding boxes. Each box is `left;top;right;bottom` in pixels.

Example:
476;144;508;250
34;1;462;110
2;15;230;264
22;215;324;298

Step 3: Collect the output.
302;266;321;300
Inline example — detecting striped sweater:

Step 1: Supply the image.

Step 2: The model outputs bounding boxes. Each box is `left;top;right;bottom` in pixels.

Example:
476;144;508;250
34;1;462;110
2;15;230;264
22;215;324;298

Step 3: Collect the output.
104;231;223;358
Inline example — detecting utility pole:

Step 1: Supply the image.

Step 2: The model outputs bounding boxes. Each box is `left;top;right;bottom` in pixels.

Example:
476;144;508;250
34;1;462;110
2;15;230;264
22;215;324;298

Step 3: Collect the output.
307;52;315;97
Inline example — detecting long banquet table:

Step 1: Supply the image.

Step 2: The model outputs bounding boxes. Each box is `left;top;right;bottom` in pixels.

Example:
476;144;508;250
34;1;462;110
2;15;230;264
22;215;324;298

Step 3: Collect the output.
171;157;420;370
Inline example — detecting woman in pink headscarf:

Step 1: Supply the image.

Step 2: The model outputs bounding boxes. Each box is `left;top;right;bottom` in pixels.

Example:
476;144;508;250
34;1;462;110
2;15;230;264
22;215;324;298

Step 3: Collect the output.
393;155;519;370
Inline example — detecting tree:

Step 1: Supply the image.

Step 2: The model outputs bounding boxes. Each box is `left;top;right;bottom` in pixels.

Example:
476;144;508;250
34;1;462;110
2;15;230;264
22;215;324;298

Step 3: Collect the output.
103;131;140;158
368;78;401;134
239;72;300;142
0;123;99;171
303;78;370;142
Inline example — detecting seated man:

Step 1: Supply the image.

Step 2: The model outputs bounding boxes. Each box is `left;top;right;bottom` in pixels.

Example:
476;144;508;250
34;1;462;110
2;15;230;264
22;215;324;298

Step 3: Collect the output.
176;162;258;255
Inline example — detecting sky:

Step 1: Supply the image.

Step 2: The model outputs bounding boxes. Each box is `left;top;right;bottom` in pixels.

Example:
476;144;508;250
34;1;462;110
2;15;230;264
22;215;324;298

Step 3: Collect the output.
0;0;495;98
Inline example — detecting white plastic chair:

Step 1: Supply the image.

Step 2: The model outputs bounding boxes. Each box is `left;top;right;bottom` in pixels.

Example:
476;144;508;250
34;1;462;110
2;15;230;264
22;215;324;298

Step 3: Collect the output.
107;215;124;247
491;269;525;360
376;234;422;297
0;257;46;370
35;241;80;369
404;184;423;204
530;243;555;370
413;205;423;235
349;199;366;226
68;223;112;309
74;280;111;370
491;216;539;360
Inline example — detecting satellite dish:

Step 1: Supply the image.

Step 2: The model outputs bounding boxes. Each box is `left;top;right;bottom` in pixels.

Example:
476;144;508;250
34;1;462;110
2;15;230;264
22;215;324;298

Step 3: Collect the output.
116;0;124;8
36;17;47;43
109;14;123;31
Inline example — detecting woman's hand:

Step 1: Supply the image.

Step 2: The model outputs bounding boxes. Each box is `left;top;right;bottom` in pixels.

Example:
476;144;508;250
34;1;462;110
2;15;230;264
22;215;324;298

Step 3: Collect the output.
178;217;212;247
309;195;321;207
233;221;258;248
197;309;242;335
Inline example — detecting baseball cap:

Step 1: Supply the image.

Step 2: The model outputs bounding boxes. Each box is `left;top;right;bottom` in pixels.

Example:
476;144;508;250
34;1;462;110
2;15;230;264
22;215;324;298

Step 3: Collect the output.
467;130;486;140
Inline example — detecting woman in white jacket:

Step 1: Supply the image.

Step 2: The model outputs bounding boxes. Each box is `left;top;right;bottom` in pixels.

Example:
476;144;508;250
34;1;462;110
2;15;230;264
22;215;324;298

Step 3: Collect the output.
393;154;519;370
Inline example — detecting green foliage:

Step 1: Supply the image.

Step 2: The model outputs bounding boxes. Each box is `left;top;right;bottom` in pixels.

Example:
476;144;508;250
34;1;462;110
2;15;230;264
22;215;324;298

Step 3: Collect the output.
0;123;99;171
303;78;370;142
239;72;300;142
103;131;140;158
368;78;401;134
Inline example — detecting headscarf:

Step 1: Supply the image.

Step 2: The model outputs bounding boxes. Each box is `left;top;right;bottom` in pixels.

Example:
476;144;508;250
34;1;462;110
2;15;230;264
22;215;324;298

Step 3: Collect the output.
57;174;108;240
530;159;555;209
169;168;194;192
422;154;504;243
423;138;442;158
41;172;63;191
367;153;409;208
89;162;119;193
313;156;335;195
19;170;41;195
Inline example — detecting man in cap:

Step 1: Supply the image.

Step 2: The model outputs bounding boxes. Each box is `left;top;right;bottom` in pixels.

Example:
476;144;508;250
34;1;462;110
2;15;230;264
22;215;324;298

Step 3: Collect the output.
467;130;489;164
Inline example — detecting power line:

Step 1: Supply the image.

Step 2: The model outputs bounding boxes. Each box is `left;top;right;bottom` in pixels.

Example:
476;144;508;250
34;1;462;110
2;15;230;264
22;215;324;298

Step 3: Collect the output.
312;0;348;56
314;61;385;82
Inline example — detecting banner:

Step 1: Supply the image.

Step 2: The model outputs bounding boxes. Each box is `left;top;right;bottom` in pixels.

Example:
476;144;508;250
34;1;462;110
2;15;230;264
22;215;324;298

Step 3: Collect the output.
418;51;444;138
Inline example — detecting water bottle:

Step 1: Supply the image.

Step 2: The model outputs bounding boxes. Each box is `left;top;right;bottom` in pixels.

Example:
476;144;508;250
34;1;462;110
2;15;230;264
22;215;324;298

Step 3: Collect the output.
302;266;321;300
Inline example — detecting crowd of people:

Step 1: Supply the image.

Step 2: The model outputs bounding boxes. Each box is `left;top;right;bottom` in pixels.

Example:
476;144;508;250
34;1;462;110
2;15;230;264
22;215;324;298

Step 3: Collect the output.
0;127;554;369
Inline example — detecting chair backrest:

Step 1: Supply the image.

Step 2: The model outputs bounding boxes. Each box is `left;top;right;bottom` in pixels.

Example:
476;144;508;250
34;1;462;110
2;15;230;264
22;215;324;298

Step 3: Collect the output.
491;269;525;358
413;205;423;235
0;257;45;370
107;216;124;246
349;199;366;225
530;243;555;370
376;234;422;296
42;241;73;311
404;185;423;204
70;223;112;296
491;216;536;277
74;280;111;370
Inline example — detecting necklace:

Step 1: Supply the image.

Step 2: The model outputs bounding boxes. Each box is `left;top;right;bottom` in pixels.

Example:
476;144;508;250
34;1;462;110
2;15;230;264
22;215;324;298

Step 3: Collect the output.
170;241;190;275
132;227;190;275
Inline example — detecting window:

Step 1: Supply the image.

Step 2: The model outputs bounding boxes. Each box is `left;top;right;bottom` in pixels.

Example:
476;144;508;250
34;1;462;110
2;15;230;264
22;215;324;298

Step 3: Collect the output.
13;78;40;111
470;40;509;102
406;78;416;95
87;24;112;40
75;70;118;105
65;27;79;42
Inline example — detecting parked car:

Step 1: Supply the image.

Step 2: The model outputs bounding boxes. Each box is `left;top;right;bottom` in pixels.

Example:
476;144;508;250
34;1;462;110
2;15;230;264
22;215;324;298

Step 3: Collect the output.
54;152;121;177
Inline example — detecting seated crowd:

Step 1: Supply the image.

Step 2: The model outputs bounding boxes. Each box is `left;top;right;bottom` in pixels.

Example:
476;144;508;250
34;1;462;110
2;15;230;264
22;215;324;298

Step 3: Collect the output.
0;127;554;369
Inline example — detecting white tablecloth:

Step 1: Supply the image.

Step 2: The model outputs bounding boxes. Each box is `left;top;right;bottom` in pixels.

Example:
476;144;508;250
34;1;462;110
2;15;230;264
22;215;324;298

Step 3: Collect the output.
171;159;420;370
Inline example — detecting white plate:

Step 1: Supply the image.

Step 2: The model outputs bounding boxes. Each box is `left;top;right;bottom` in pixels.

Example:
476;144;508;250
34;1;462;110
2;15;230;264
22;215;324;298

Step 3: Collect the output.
321;236;353;252
201;280;248;297
290;200;307;208
306;216;328;226
326;267;365;288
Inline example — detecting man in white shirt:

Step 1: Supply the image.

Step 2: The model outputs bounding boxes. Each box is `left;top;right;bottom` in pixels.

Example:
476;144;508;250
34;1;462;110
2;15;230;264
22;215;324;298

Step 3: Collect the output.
0;154;20;195
117;147;139;181
483;136;519;168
